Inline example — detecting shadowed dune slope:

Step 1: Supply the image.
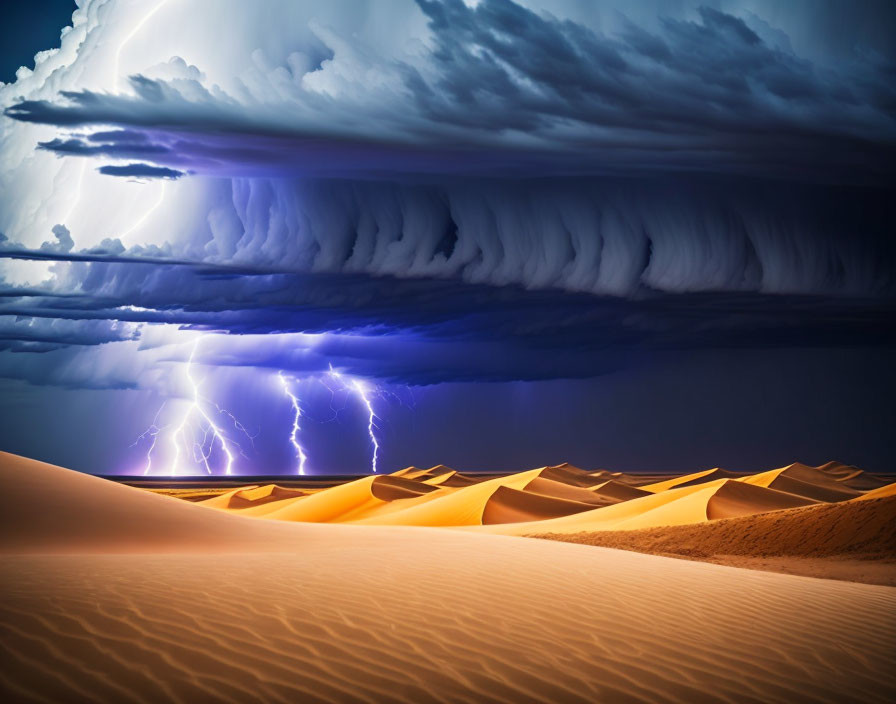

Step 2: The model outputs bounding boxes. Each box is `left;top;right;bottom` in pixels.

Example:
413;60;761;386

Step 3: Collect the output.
474;475;871;536
433;472;480;487
482;486;598;524
592;480;653;502
472;480;729;535
537;464;601;487
535;495;896;561
522;477;614;505
706;480;818;520
816;461;889;490
771;475;860;502
742;463;863;502
369;475;440;501
227;485;307;509
199;485;260;509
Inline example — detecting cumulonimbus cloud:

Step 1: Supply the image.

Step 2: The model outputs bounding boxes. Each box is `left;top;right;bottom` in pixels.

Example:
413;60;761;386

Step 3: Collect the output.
0;0;894;393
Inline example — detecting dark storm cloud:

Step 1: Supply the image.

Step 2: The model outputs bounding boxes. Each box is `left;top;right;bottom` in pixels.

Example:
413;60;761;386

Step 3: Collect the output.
1;163;894;388
6;1;895;183
0;316;136;353
96;163;185;179
2;252;895;385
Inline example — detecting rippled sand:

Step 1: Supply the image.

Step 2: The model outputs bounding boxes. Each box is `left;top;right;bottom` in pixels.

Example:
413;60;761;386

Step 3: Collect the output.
4;545;896;704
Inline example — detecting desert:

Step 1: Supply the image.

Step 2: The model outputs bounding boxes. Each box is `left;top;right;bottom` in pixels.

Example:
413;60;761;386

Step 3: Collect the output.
2;451;895;703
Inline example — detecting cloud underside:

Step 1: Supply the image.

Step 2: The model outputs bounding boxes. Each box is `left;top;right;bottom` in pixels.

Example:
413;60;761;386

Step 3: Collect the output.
2;257;895;386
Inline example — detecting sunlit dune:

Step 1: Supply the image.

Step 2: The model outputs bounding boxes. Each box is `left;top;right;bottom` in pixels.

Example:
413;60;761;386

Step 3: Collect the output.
855;482;896;501
353;469;544;526
250;475;391;523
184;459;895;541
2;450;895;703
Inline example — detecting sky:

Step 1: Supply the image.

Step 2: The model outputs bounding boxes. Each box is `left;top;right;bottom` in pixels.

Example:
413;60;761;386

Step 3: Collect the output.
0;0;894;476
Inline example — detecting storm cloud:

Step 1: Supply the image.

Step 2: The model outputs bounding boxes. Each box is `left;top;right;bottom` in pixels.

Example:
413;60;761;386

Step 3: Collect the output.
0;0;893;403
6;0;895;183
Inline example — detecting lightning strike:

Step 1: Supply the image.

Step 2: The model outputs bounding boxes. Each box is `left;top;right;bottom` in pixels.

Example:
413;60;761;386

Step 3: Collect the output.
328;364;382;474
131;402;166;476
277;371;308;475
168;335;236;476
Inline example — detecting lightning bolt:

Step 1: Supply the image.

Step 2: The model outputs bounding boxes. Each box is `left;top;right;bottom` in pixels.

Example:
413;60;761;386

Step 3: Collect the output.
277;372;308;475
168;336;235;476
131;402;167;476
328;365;382;474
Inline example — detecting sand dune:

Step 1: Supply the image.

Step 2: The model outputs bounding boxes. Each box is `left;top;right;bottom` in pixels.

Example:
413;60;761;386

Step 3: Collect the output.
475;474;869;536
816;461;890;490
855;482;896;501
481;485;597;524
198;485;260;509
259;475;454;523
391;464;457;482
204;484;307;510
536;463;603;487
429;471;480;487
2;451;895;704
186;460;890;539
535;495;896;585
0;453;315;554
352;469;543;526
369;475;440;501
641;467;730;492
472;480;722;534
741;464;862;502
522;476;615;505
591;479;653;502
765;474;861;502
706;480;818;520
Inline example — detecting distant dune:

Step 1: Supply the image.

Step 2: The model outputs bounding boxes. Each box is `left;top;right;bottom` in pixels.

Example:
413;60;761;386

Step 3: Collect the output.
705;479;818;520
2;451;895;703
185;460;895;538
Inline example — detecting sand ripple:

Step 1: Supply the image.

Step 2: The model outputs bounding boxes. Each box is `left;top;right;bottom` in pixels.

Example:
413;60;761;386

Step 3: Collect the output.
2;542;895;704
